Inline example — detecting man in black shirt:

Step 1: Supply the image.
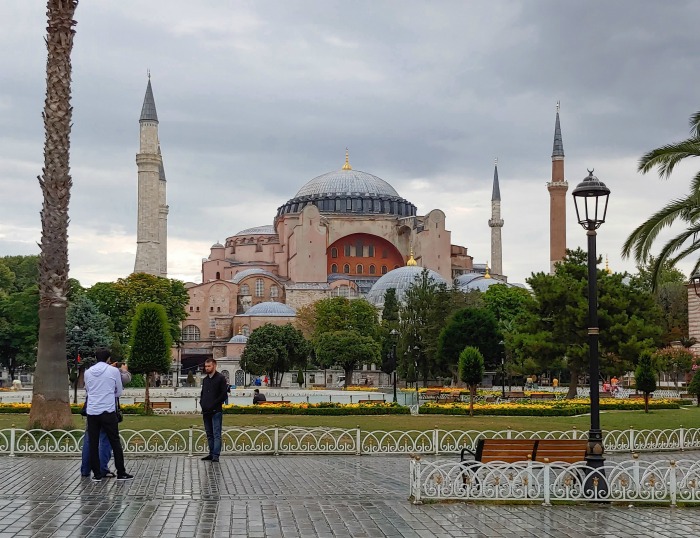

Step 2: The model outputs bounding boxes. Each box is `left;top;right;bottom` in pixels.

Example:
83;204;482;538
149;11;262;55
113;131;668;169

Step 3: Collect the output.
252;388;266;404
200;358;228;462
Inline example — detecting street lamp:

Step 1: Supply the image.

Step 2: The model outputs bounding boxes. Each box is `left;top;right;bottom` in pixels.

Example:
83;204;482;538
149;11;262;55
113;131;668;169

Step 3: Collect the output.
390;329;398;403
175;340;182;390
69;325;82;404
691;273;700;298
499;340;506;399
572;169;610;480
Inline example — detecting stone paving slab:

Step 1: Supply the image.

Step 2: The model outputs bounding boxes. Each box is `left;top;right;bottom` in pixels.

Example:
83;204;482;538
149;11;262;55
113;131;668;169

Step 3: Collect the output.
0;453;699;537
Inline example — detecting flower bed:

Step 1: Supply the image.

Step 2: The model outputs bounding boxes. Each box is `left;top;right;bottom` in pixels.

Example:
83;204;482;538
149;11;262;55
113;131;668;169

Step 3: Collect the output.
0;403;145;415
419;398;681;416
223;402;409;415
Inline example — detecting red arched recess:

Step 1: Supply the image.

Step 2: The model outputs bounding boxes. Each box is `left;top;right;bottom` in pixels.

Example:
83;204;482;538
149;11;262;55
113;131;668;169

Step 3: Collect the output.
327;233;404;277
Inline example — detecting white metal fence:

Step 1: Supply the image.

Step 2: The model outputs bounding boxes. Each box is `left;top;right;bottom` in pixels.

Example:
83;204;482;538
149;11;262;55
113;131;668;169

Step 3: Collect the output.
409;457;700;505
2;426;700;456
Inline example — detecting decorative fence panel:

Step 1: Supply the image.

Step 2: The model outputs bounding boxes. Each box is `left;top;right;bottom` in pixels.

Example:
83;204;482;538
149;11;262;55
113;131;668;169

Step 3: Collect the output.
409;457;700;505
2;427;700;456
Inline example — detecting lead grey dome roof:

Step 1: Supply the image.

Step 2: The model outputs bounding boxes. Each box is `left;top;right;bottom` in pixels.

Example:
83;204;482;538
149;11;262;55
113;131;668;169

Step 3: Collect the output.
234;225;276;236
230;268;278;284
455;273;510;292
244;302;296;317
228;334;248;343
294;169;400;198
366;266;448;308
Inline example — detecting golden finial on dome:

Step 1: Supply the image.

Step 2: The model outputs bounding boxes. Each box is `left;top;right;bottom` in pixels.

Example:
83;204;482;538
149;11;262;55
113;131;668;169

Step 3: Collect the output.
342;148;352;170
484;262;491;279
605;255;612;274
406;247;417;266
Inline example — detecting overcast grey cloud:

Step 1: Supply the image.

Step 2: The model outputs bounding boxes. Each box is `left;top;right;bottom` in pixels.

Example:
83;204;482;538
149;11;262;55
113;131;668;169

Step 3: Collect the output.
1;1;699;286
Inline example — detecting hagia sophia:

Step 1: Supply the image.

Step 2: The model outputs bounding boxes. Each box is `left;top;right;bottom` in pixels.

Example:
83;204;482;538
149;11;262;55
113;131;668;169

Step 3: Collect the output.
133;80;570;384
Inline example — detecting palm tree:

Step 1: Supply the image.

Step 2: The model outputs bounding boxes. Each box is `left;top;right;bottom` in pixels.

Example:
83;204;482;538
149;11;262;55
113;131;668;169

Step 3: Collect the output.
622;111;700;291
29;0;79;429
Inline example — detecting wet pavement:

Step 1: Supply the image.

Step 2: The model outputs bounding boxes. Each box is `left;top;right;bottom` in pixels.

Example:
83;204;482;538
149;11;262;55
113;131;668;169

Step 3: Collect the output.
1;453;700;537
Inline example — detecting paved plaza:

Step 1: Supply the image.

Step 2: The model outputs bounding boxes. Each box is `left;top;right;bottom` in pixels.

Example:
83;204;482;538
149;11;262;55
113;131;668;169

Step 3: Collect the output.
1;452;699;538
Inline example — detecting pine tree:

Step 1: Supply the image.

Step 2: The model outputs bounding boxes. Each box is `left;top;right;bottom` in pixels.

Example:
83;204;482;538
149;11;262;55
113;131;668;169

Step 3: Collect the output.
458;346;485;417
635;351;657;413
687;369;700;407
128;303;172;413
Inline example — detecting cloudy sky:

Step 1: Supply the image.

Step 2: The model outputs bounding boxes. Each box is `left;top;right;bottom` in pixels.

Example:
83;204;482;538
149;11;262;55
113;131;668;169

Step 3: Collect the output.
2;1;699;287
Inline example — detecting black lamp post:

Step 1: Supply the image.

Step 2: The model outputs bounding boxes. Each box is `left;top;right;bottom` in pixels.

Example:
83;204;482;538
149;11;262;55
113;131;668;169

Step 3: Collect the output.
390;329;398;403
691;273;700;298
572;169;610;479
175;340;182;390
499;340;506;399
69;325;82;404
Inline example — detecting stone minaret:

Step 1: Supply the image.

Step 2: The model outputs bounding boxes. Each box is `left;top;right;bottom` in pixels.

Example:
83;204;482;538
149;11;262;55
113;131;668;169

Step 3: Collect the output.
134;76;168;277
547;102;568;273
488;158;504;276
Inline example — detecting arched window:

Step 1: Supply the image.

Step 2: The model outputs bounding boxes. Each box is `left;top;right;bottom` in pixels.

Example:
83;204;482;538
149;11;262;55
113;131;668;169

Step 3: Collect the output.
242;325;250;336
331;263;338;273
331;247;338;258
189;306;193;312
344;244;351;256
270;285;279;299
217;307;221;312
215;272;220;279
240;284;250;295
255;278;264;297
381;265;388;275
343;264;350;274
182;325;200;341
356;264;363;274
338;285;350;297
369;265;376;275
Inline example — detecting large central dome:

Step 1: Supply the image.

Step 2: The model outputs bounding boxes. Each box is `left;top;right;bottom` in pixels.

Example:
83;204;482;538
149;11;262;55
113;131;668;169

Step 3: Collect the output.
294;169;400;198
276;152;416;218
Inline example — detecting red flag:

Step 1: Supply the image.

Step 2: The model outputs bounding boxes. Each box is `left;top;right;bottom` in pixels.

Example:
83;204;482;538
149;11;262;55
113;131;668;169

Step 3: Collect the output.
77;354;81;364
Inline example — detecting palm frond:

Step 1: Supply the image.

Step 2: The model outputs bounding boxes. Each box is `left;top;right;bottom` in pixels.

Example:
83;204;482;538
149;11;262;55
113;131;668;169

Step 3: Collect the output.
650;226;700;290
690;111;700;138
638;140;700;178
621;195;699;261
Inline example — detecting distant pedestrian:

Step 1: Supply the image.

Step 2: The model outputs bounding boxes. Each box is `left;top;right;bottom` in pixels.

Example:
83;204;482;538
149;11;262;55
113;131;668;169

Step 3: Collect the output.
200;358;228;462
252;388;266;405
84;348;133;482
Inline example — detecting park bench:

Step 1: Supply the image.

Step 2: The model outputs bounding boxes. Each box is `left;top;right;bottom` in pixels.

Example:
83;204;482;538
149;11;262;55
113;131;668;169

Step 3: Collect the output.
460;438;589;482
599;391;612;398
504;391;527;400
680;393;694;399
628;394;649;399
419;390;441;402
530;393;556;400
439;392;462;403
358;399;385;404
150;401;171;410
258;400;290;405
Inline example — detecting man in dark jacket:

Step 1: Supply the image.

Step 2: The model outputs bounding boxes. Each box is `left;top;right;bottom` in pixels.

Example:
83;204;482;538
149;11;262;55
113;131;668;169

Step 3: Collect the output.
200;358;228;462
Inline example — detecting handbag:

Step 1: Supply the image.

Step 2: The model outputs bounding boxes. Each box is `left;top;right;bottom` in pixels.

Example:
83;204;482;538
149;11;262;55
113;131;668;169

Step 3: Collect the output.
115;397;123;423
81;396;88;417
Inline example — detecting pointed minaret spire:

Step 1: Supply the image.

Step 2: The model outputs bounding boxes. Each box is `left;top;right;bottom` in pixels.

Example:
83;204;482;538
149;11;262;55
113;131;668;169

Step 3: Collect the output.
547;101;568;273
140;77;159;123
135;75;168;278
552;101;564;158
488;158;504;276
342;148;352;170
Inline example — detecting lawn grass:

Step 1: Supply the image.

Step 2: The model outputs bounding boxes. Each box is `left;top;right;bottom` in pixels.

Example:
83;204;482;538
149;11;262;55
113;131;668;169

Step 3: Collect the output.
1;406;699;432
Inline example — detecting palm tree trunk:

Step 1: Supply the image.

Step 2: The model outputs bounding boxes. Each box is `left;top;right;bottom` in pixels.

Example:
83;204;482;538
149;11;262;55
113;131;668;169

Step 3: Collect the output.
29;0;78;430
145;373;151;414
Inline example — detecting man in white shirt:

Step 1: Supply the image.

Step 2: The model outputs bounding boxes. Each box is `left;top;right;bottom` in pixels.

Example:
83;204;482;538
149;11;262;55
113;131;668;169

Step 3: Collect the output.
84;348;133;482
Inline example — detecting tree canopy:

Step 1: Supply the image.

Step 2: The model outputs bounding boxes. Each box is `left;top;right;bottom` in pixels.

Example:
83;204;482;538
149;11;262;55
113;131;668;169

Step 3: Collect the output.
314;330;381;387
240;323;309;386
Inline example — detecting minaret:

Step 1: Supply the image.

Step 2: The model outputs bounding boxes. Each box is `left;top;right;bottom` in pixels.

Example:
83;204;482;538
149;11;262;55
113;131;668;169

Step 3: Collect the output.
134;75;168;277
547;102;568;273
488;158;504;276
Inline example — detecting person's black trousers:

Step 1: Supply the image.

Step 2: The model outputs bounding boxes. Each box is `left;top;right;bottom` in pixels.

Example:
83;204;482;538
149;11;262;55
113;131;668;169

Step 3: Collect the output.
87;411;126;477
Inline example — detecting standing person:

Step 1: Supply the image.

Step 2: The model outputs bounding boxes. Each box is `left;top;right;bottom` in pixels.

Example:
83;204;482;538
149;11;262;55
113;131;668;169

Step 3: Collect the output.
200;358;228;462
81;358;133;477
252;388;266;404
84;348;133;482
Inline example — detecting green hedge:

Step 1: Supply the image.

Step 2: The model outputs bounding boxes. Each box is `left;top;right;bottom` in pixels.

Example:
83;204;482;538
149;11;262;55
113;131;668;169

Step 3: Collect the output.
224;403;410;415
419;405;589;416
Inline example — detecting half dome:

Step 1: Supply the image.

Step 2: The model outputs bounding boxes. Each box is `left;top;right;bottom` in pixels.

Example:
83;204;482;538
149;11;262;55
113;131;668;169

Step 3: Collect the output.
244;302;296;316
234;225;276;236
366;266;448;308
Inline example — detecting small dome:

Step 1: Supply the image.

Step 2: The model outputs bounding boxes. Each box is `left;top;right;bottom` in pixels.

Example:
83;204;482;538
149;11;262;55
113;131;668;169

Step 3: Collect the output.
230;268;278;284
244;302;296;317
211;241;224;248
366;266;448;307
228;334;248;344
234;225;276;236
455;274;509;292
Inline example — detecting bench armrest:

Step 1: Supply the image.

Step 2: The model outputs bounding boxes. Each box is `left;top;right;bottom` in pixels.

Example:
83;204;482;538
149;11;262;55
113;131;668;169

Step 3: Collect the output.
460;447;475;460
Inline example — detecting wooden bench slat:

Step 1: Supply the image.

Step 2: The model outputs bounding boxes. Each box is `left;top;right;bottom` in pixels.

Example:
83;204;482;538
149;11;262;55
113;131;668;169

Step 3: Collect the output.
462;438;588;465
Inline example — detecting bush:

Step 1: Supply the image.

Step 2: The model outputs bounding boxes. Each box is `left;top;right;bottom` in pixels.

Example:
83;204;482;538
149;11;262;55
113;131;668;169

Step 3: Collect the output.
125;373;146;388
